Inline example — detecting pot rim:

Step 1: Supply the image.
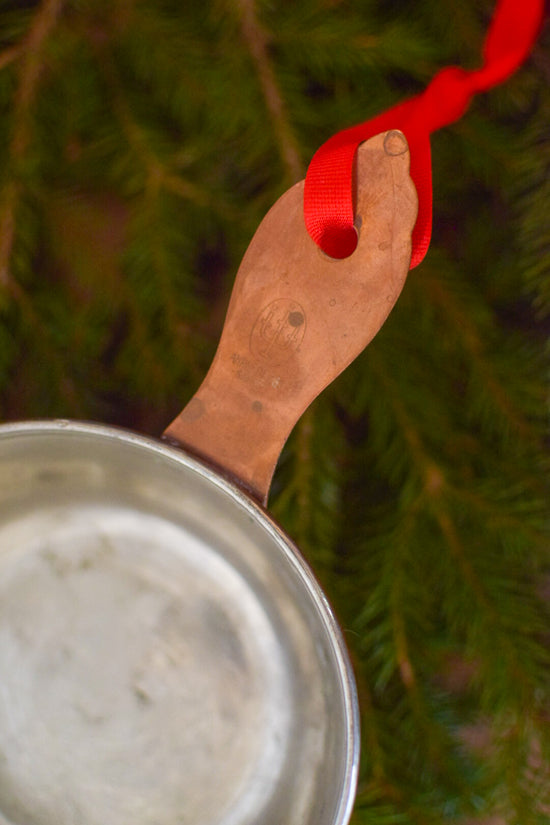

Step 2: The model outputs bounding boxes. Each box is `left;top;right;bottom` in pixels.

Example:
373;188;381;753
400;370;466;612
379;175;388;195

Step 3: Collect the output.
0;418;360;825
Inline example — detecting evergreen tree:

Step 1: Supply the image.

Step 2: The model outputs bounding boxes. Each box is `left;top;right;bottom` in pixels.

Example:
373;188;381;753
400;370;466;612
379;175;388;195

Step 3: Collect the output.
0;1;548;823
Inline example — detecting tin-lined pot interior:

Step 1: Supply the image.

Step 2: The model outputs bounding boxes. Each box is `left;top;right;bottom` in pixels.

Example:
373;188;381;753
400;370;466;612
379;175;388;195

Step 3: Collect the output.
0;422;358;825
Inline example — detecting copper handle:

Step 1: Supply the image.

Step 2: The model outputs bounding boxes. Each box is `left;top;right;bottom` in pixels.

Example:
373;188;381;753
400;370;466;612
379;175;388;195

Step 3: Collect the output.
164;130;418;504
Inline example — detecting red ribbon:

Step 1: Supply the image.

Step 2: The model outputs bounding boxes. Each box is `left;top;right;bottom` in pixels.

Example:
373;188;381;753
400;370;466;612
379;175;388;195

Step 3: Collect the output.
303;0;544;266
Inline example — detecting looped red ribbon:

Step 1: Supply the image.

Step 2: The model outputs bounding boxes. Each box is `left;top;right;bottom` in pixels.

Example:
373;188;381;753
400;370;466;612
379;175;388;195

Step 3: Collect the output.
303;0;544;266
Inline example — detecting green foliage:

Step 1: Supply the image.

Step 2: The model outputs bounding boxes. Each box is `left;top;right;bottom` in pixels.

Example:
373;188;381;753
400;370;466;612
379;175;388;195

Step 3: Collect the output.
0;0;548;822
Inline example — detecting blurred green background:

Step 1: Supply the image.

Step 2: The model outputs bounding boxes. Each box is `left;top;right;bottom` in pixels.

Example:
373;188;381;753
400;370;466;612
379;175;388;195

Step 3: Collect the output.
0;1;549;822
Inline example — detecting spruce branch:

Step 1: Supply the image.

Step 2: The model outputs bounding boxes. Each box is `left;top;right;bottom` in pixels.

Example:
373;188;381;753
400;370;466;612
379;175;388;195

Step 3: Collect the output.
294;407;315;545
0;0;64;288
122;287;173;400
435;506;497;620
90;40;175;196
139;189;182;352
8;279;84;416
367;346;445;494
449;482;548;547
389;530;420;697
161;172;223;213
353;661;387;786
83;41;207;387
0;181;16;290
0;43;21;72
420;269;540;441
434;502;548;713
270;414;320;581
85;29;221;216
235;0;304;182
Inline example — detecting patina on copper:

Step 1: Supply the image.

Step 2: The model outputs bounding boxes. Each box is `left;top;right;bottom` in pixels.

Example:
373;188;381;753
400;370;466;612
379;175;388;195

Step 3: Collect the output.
165;130;418;504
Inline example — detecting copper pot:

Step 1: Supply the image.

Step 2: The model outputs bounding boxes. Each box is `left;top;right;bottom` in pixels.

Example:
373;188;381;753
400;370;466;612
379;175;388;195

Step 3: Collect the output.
0;131;416;825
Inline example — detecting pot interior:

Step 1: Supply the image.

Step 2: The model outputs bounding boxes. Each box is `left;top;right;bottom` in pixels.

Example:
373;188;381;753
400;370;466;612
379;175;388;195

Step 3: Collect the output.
0;422;358;825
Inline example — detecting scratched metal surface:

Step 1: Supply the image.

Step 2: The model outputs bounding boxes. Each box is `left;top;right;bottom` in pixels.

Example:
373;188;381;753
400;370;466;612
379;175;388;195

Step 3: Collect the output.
0;422;358;825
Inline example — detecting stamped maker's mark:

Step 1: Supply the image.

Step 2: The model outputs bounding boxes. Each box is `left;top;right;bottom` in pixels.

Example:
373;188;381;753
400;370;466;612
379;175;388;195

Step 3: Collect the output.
249;299;306;364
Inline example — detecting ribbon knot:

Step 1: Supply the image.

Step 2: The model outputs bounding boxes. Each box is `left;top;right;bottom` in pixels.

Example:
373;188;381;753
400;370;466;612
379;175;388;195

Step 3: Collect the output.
304;0;544;267
418;67;474;131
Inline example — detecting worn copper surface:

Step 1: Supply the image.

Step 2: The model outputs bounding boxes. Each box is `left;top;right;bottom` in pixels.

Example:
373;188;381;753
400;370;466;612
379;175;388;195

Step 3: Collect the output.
165;130;418;504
